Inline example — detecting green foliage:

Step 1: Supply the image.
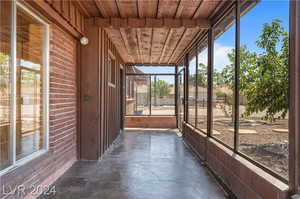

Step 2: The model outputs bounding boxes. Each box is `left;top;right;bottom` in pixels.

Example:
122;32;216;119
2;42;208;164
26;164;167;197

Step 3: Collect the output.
215;91;227;98
190;63;224;87
222;19;288;121
214;69;225;86
152;79;171;98
219;93;233;119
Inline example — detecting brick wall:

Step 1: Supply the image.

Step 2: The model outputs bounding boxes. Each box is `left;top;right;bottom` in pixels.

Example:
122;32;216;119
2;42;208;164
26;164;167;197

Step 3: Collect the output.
182;123;289;199
0;24;78;199
125;116;177;128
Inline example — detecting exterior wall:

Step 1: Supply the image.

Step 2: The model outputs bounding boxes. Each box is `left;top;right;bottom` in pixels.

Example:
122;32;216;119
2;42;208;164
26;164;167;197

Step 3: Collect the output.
0;24;78;199
25;0;85;37
125;116;176;128
80;19;123;160
182;122;289;199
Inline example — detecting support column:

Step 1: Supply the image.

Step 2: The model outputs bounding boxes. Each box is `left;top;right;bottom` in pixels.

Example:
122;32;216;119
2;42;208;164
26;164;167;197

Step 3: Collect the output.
289;0;300;194
80;19;101;160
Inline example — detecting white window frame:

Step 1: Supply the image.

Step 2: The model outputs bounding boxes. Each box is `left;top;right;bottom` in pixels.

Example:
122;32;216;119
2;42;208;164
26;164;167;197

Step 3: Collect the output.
0;0;49;175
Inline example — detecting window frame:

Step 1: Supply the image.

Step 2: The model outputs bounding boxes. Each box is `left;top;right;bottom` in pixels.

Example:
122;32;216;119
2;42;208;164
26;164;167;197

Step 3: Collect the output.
125;71;177;117
0;1;49;175
182;0;290;184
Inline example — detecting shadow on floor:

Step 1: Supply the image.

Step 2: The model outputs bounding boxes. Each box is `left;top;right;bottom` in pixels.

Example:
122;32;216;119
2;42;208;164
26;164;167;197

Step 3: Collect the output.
39;129;228;199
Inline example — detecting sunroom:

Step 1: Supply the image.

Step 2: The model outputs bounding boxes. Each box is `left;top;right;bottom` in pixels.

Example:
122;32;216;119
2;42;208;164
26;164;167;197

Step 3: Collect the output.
0;0;299;199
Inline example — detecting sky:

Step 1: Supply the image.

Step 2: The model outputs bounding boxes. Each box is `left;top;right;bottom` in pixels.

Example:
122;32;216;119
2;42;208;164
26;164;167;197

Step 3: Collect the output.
213;0;289;71
135;0;290;80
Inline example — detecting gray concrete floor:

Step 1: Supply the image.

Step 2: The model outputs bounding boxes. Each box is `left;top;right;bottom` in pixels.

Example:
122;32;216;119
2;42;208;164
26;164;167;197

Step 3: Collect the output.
39;129;228;199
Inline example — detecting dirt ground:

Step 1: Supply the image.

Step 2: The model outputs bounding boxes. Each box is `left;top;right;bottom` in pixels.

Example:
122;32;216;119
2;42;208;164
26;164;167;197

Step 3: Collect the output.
195;104;289;180
212;119;288;179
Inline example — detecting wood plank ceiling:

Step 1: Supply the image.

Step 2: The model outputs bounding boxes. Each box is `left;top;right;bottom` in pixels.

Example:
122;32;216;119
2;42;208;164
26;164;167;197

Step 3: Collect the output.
79;0;227;65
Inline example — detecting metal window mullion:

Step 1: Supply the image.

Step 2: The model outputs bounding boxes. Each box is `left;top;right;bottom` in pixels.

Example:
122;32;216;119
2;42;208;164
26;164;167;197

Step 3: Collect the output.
234;0;240;152
195;48;199;128
207;29;213;138
185;54;189;122
10;0;17;165
149;76;152;116
175;66;178;127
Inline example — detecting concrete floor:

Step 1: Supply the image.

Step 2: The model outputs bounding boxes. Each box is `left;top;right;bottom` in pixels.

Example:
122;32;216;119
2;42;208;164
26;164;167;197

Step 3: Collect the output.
40;129;228;199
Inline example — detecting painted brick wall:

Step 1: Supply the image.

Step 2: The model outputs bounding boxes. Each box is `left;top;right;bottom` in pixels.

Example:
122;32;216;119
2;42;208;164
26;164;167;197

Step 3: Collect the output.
0;24;77;199
182;123;289;199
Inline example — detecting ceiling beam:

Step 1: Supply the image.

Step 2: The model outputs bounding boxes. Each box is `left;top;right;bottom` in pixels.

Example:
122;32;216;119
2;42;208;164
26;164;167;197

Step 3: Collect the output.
94;17;210;28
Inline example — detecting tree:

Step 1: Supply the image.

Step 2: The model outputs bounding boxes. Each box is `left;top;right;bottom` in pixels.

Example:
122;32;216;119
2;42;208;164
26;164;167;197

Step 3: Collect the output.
189;63;207;87
152;79;171;98
190;63;225;87
222;19;288;121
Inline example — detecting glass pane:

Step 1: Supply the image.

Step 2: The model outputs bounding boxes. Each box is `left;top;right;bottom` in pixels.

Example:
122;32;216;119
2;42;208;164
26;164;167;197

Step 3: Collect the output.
188;55;196;126
196;39;208;133
125;75;150;115
212;6;236;148
0;1;12;170
16;6;45;160
239;0;289;179
151;75;175;115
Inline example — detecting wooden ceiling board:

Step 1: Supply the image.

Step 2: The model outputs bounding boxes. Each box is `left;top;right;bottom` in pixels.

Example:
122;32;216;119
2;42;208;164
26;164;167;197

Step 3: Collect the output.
137;0;158;18
76;0;232;65
120;28;141;63
175;0;203;18
80;0;100;17
137;28;152;63
168;28;200;63
157;0;180;18
116;0;138;17
105;28;134;62
193;0;221;19
159;27;185;63
95;0;120;17
150;28;170;63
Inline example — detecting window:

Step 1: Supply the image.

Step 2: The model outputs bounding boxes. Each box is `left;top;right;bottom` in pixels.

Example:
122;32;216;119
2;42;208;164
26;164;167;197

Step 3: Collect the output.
151;75;175;115
188;53;196;127
0;0;12;170
125;66;176;116
0;1;48;172
196;38;208;133
125;75;150;115
212;6;236;148
238;0;289;180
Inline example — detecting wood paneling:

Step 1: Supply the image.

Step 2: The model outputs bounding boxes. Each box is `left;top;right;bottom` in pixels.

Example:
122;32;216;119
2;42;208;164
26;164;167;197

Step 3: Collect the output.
77;0;225;65
46;0;85;34
116;0;138;18
28;0;229;65
24;0;85;37
137;0;158;18
80;19;123;160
